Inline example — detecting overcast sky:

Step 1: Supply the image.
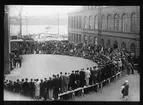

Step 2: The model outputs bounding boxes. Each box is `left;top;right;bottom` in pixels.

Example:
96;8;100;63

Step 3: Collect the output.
9;5;82;18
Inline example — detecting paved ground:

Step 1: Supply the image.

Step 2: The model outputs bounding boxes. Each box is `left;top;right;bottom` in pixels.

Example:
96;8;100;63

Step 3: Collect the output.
70;72;140;101
5;54;97;81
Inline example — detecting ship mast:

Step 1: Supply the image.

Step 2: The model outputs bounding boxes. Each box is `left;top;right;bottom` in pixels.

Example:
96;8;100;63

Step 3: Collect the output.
58;12;59;35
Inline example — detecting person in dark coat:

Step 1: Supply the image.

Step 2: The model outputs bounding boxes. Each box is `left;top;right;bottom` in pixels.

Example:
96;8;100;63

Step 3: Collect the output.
79;69;86;87
53;75;60;100
63;72;69;92
29;79;35;98
42;78;48;100
75;71;80;88
40;79;44;99
59;72;64;93
23;78;30;96
69;71;76;90
7;80;14;92
121;80;129;100
20;79;24;95
14;79;22;94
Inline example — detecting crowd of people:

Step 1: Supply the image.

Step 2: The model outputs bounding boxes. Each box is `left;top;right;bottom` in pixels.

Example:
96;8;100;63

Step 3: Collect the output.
6;41;140;100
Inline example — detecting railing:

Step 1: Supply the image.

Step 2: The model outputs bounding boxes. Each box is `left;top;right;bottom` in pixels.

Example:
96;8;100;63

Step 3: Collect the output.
58;71;122;100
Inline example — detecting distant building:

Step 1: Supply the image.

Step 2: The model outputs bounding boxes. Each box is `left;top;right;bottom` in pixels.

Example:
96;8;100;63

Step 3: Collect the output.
68;6;140;55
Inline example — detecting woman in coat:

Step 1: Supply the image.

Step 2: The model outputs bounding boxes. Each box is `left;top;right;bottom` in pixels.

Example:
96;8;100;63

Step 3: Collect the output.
34;79;40;100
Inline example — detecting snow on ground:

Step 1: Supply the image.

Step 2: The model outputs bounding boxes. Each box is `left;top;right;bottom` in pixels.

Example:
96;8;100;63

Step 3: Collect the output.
5;54;97;81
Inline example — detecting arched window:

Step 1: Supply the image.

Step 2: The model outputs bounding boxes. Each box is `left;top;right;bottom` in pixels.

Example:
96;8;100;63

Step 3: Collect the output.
79;16;81;28
79;34;81;43
106;39;111;48
107;15;112;31
94;37;98;45
71;17;73;28
114;14;119;31
76;16;78;28
74;34;76;42
84;16;88;29
84;35;87;44
94;16;98;29
73;17;75;28
101;15;107;30
89;16;93;29
101;38;104;47
130;43;136;53
122;14;129;32
113;41;118;49
131;13;138;32
89;36;92;44
121;42;126;50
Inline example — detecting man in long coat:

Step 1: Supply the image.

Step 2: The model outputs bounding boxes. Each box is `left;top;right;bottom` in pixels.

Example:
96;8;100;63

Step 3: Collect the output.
14;79;22;94
79;69;86;87
23;78;31;97
63;72;69;92
29;79;35;98
121;80;129;100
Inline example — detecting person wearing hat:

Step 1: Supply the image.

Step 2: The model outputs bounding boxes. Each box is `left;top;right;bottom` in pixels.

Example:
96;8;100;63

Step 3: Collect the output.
29;79;35;98
40;79;44;99
34;79;40;100
7;80;14;92
14;79;22;94
121;80;129;100
23;78;30;97
60;72;64;93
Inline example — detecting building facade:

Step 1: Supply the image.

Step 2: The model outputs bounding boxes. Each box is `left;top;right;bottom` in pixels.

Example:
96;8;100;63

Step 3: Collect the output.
68;6;140;56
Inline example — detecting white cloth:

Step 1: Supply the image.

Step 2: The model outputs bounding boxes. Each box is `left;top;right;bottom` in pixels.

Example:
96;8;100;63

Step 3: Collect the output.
85;70;91;78
118;60;122;67
34;81;40;97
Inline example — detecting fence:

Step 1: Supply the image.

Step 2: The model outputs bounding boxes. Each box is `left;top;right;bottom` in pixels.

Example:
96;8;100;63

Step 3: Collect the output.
58;71;122;100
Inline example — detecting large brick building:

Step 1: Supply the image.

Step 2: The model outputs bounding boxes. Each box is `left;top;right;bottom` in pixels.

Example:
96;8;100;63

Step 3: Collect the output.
68;6;140;56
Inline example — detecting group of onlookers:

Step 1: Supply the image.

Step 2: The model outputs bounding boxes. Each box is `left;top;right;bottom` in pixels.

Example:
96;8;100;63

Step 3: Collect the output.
10;52;22;70
7;41;140;100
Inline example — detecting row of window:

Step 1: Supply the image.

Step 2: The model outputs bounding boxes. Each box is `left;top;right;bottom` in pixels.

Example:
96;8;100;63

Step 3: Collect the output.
69;13;139;32
101;38;136;53
69;33;98;45
69;33;136;53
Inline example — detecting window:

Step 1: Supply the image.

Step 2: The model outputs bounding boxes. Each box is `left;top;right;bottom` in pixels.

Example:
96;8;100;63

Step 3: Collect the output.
71;17;73;28
94;16;98;29
84;16;88;29
114;14;119;31
101;15;107;30
84;35;87;44
74;17;76;28
76;34;78;43
79;16;81;28
130;43;136;53
101;38;104;47
76;16;78;28
94;37;98;45
107;15;112;31
121;42;126;50
89;16;93;29
106;39;110;48
131;13;138;32
89;36;92;43
79;34;81;43
122;14;129;32
113;41;118;49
